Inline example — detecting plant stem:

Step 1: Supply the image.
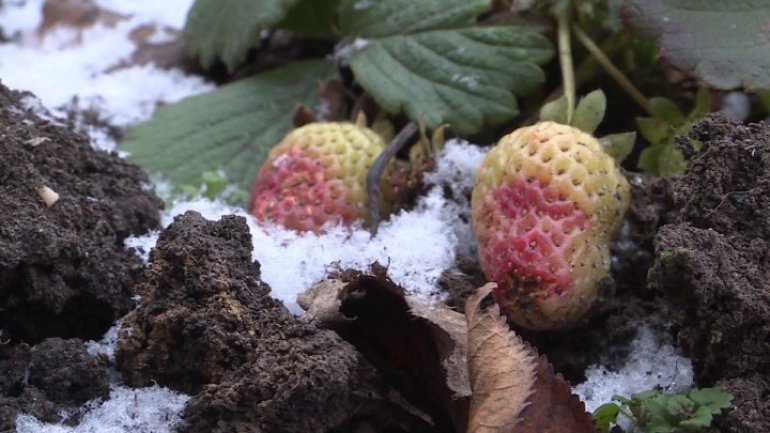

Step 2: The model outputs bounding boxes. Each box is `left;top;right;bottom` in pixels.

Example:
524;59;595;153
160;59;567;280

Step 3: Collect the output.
525;33;630;125
366;122;418;234
572;24;655;116
556;8;576;123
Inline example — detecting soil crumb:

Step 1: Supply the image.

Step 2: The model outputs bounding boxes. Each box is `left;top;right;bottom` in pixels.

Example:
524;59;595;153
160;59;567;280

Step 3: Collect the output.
648;113;770;431
0;82;162;344
116;211;379;433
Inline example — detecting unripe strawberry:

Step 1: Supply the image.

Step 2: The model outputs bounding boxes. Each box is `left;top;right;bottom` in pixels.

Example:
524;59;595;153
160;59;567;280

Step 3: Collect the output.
249;122;388;232
471;121;630;330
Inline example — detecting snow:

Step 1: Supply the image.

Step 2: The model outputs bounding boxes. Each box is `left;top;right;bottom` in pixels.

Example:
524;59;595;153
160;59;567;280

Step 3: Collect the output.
16;385;190;433
0;0;212;150
126;139;488;313
574;325;694;413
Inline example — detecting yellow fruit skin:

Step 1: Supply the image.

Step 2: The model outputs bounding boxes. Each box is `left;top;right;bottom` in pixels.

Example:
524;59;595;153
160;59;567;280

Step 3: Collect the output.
472;122;630;330
249;122;387;232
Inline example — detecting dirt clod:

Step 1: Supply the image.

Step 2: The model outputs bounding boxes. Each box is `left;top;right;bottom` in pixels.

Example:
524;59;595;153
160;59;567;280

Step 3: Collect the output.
648;114;770;431
116;211;374;433
0;82;162;344
0;337;109;429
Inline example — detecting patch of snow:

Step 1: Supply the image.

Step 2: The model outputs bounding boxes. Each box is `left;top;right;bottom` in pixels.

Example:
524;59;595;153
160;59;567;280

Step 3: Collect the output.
333;37;370;64
85;321;122;361
15;385;190;433
0;0;41;36
125;140;489;313
574;325;694;413
424;139;488;259
720;91;751;122
0;0;213;151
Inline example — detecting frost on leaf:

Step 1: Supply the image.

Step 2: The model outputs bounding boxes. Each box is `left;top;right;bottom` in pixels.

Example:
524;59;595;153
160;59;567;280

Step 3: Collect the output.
465;283;596;433
622;0;770;90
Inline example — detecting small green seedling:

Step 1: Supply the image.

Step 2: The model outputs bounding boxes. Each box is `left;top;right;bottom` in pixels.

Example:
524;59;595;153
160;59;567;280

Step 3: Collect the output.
593;387;733;433
636;87;712;175
180;170;249;203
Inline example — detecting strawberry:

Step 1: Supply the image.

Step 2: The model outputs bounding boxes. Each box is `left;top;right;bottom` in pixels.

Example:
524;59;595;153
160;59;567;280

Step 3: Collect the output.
249;122;388;233
471;121;630;330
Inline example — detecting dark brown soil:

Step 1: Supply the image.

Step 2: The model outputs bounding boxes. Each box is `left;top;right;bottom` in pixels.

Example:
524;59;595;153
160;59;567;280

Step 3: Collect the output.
648;114;770;431
0;337;109;429
0;82;162;344
0;81;161;431
115;211;383;433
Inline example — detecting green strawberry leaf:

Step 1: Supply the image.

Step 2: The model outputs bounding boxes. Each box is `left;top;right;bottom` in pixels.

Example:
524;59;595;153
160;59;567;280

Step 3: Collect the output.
338;0;489;38
649;97;685;127
622;0;770;90
593;403;621;433
278;0;342;39
540;95;569;125
689;87;713;121
120;60;334;202
688;388;734;412
572;89;607;134
184;0;302;71
599;131;636;164
348;27;552;135
338;0;552;135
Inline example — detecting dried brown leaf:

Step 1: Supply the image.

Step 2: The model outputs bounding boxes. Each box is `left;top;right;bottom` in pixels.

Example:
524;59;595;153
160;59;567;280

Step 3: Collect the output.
299;268;470;432
466;283;537;433
466;283;596;433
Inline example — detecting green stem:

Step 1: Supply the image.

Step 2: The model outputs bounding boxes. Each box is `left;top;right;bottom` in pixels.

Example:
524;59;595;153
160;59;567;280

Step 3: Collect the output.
572;24;655;116
556;9;576;124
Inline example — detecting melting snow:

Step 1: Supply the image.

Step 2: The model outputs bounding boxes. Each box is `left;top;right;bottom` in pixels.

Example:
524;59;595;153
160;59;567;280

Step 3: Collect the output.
574;325;694;413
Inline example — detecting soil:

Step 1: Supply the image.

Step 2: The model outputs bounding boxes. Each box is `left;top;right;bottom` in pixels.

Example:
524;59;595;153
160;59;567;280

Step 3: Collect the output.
0;337;109;430
0;81;160;430
0;82;162;344
648;114;770;431
116;211;396;433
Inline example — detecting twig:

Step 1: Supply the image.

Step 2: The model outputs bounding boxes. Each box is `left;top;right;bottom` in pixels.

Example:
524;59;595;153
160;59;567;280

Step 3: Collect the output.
367;122;418;234
572;24;655;116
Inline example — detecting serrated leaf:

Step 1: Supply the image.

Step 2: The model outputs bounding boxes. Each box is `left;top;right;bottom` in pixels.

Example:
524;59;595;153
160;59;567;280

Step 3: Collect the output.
649;97;685;127
466;283;596;433
690;87;713;121
593;403;621;433
622;0;770;90
120;60;334;201
637;116;673;144
689;387;734;411
572;89;607;134
599;131;636;163
540;95;569;124
466;283;537;432
184;0;301;71
338;0;489;38
349;26;553;135
278;0;341;39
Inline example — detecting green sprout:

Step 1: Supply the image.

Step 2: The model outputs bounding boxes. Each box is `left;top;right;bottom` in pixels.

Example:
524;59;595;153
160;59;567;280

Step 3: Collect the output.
593;387;733;433
636;87;712;175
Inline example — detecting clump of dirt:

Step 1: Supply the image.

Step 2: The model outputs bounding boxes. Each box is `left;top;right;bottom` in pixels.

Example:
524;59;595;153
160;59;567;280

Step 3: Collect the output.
0;82;162;344
648;113;770;431
116;211;378;433
0;337;109;429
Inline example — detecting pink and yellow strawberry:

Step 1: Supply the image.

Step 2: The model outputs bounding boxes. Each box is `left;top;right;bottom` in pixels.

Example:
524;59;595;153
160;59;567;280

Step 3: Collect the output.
471;121;630;330
249;122;388;233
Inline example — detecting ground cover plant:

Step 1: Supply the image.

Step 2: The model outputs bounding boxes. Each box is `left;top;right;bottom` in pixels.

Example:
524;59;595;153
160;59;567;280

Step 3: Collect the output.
1;0;770;432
